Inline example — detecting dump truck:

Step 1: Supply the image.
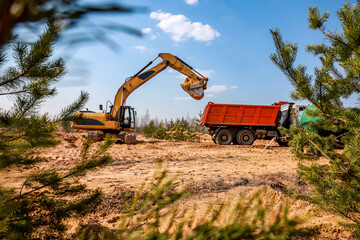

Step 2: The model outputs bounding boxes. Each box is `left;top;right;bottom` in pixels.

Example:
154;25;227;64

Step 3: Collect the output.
200;101;307;145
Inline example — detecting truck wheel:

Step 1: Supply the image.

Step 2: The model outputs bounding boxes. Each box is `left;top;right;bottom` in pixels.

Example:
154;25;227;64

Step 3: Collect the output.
276;140;288;146
237;129;255;145
216;129;232;145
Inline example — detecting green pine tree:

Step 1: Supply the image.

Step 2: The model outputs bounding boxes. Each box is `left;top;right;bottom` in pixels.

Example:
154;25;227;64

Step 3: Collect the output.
193;111;206;142
0;21;116;239
0;21;89;168
271;1;360;235
153;123;167;139
143;120;158;138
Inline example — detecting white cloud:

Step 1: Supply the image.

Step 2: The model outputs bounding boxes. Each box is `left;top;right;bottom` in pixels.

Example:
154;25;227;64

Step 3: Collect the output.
206;85;227;93
176;74;185;79
141;27;152;34
150;10;220;42
141;28;158;40
134;45;155;53
174;96;192;100
169;67;214;78
205;94;215;98
185;0;199;5
135;45;147;52
195;69;214;78
231;86;238;89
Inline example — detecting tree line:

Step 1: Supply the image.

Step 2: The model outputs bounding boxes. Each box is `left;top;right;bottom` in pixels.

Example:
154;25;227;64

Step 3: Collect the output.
136;110;206;142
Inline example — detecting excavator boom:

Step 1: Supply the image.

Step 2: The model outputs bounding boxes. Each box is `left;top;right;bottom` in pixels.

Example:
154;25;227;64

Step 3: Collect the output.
111;53;208;120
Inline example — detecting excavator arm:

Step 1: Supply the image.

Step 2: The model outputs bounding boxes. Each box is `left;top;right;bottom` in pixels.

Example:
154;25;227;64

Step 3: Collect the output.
110;53;208;120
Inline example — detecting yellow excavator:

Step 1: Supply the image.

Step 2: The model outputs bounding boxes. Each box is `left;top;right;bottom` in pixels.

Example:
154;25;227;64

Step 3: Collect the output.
72;53;208;143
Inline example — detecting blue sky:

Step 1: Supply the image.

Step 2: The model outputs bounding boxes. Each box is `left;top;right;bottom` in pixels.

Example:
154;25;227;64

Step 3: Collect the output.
6;0;357;120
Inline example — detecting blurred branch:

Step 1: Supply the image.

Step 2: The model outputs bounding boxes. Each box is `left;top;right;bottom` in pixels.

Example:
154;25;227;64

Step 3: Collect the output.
0;0;146;49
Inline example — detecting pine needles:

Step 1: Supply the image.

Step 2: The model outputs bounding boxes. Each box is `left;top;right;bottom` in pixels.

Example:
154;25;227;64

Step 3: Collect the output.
271;1;360;236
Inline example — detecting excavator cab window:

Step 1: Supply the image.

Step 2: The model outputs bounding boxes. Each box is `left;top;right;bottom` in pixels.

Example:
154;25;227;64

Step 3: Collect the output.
123;107;131;128
130;108;135;129
119;106;135;130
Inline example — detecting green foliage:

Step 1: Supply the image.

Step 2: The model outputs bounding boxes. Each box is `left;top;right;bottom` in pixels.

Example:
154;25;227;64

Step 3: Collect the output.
116;169;189;239
0;0;140;49
0;136;114;239
143;120;159;138
142;115;205;142
186;192;300;240
166;118;197;141
193;111;206;141
0;1;138;239
271;1;360;235
1;22;63;98
0;22;89;169
74;169;301;240
307;6;329;29
0;18;115;239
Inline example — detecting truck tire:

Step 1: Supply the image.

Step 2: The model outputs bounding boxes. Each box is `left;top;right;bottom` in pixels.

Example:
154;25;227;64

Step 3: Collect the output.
276;140;288;146
216;129;232;145
236;129;255;145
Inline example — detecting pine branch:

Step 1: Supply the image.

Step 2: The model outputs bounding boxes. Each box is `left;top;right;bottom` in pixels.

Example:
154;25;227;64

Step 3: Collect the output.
300;129;332;162
55;91;89;122
0;89;30;95
272;4;360;234
270;29;311;99
0;63;35;88
14;95;42;120
317;27;354;51
270;29;359;126
8;190;102;223
11;135;113;201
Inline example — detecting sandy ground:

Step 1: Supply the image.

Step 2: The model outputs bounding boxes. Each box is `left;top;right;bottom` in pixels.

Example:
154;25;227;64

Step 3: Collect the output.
0;132;354;239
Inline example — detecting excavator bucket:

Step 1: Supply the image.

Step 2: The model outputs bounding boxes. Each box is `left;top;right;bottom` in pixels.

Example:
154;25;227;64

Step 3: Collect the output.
181;77;208;100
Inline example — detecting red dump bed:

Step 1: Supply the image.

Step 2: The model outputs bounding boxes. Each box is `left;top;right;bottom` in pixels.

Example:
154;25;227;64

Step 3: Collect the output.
201;102;284;127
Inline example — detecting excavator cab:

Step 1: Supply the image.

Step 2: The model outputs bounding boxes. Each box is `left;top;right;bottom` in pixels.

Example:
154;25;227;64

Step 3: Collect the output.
118;106;135;131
